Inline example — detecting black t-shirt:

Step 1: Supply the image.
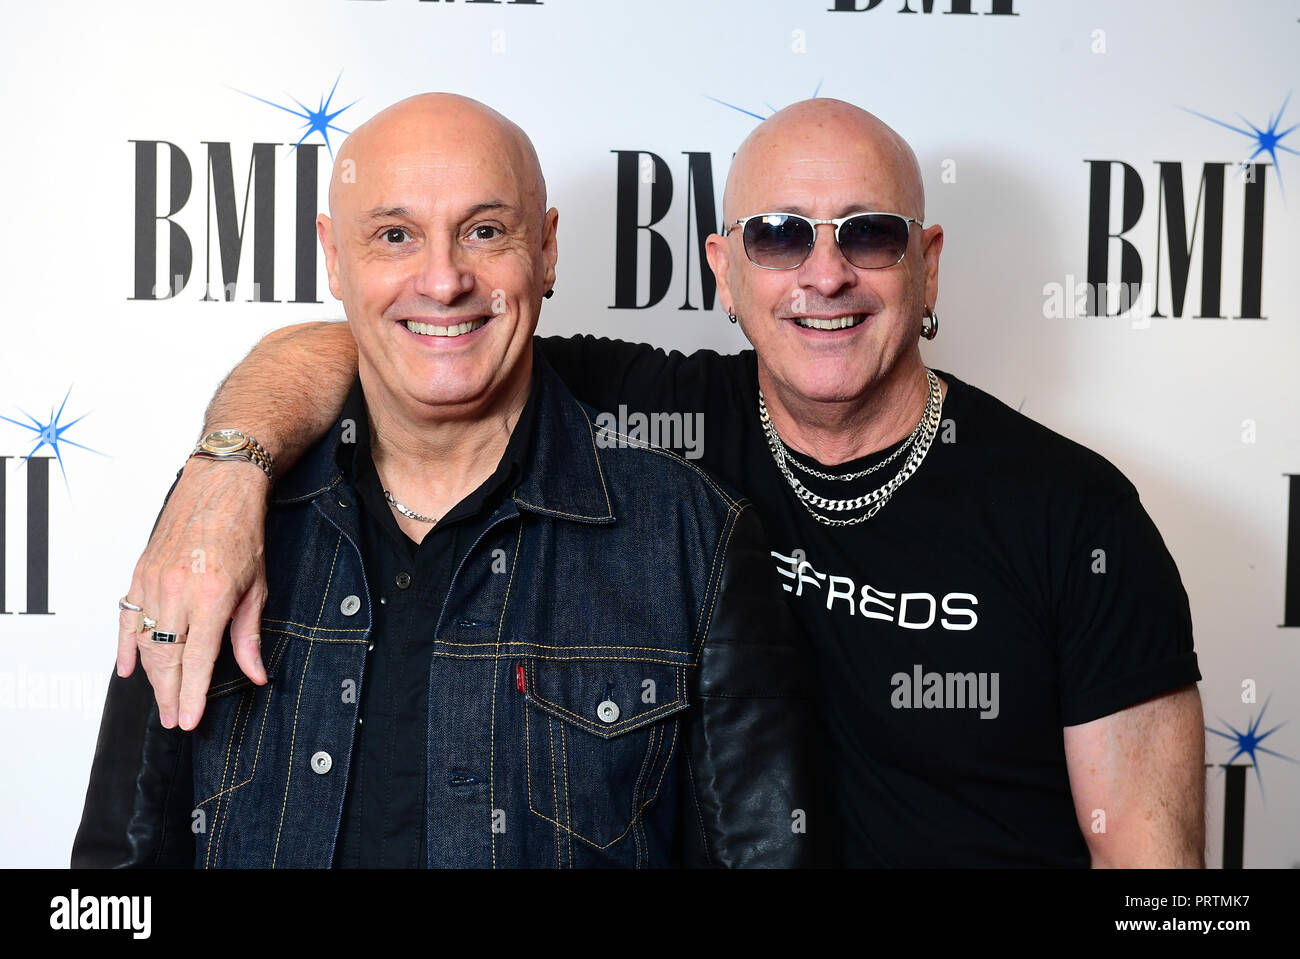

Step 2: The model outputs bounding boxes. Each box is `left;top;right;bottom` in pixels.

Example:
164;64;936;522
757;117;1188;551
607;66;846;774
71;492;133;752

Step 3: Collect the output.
539;335;1200;867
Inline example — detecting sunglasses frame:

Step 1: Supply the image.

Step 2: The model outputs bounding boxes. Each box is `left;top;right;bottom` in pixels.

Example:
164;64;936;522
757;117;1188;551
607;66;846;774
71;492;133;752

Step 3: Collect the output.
724;211;923;271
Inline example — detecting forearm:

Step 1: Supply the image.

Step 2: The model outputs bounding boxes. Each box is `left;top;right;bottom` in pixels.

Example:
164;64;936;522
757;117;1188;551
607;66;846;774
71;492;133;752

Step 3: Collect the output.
120;323;356;720
204;321;357;472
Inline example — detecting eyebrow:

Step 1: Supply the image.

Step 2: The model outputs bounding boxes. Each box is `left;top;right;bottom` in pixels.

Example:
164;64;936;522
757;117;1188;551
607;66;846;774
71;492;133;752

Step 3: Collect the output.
361;206;412;221
359;201;518;221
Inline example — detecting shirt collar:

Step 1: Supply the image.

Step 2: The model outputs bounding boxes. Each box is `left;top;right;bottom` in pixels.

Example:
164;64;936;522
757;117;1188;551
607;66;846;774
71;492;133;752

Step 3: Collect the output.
277;340;613;524
333;364;540;510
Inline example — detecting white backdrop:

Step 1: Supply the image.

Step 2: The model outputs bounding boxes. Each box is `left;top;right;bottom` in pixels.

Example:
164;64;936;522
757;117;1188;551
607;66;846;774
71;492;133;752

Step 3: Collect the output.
1;0;1297;868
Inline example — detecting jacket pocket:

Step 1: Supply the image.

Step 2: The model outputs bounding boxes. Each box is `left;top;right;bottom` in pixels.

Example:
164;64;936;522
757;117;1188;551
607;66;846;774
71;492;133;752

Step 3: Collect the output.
522;657;688;850
190;630;292;866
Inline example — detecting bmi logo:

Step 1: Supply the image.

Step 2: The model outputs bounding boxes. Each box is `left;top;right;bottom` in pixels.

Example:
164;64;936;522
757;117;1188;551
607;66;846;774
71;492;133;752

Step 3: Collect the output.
1083;96;1295;320
1205;697;1296;868
1285;475;1300;628
609;85;824;314
130;74;357;304
0;387;101;615
827;1;1016;13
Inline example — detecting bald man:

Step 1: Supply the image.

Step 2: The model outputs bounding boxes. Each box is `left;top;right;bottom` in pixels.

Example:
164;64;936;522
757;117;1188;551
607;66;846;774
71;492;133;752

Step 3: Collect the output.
106;97;1204;868
74;94;822;868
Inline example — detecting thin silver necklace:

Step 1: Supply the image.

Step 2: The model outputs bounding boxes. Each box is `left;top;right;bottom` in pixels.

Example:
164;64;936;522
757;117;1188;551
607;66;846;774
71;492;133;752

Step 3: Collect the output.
759;369;943;527
384;488;439;524
784;410;922;482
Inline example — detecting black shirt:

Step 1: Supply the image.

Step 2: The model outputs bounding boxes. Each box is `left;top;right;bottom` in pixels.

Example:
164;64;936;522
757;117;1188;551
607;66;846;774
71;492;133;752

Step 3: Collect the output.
539;336;1200;867
333;372;539;868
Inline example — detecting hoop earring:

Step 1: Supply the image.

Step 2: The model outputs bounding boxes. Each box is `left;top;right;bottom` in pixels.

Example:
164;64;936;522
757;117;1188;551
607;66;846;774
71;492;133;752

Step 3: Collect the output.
727;310;737;324
921;306;939;340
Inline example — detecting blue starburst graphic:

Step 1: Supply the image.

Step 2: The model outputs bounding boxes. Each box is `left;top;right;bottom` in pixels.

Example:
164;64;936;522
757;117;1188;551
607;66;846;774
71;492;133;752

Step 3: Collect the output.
705;80;824;121
235;71;357;158
1206;698;1297;801
1181;93;1299;197
0;386;105;490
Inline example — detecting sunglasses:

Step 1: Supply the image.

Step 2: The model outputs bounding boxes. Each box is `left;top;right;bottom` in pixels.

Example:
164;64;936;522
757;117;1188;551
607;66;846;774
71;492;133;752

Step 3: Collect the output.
725;211;922;271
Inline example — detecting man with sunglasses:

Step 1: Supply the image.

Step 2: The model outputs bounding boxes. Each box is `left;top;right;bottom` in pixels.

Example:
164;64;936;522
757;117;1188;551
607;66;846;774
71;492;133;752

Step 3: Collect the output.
110;97;1205;867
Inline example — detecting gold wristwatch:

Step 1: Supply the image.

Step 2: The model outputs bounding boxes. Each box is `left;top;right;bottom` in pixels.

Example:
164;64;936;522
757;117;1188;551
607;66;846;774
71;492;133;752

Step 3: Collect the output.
191;429;275;481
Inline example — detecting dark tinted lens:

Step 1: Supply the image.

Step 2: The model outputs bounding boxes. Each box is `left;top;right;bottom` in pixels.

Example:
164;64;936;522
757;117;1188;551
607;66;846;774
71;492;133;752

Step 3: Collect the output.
742;214;814;268
838;214;910;268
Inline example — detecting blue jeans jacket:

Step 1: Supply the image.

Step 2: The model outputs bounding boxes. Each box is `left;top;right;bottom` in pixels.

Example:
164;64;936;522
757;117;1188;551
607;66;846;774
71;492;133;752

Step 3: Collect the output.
74;346;823;868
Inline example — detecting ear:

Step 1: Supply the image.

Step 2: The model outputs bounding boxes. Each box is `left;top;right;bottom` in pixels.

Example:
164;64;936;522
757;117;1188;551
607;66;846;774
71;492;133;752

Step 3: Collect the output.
920;223;944;311
541;207;559;292
317;214;343;301
705;231;735;315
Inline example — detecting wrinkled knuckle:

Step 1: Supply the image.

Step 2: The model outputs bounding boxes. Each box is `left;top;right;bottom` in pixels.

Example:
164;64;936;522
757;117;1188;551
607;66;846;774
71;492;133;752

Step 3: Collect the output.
210;567;240;593
195;579;234;611
158;566;193;597
183;643;218;668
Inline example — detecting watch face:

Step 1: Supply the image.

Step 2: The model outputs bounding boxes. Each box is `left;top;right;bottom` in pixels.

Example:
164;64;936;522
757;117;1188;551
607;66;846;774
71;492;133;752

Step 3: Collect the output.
203;429;249;455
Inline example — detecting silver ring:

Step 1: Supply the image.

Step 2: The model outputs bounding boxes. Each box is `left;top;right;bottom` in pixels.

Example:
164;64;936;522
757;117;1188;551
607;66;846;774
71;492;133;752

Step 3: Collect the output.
119;596;143;613
139;614;157;632
150;630;184;644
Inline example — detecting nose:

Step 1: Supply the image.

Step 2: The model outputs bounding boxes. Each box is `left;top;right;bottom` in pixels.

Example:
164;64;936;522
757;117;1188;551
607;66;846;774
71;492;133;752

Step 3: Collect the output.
796;222;856;299
413;235;475;305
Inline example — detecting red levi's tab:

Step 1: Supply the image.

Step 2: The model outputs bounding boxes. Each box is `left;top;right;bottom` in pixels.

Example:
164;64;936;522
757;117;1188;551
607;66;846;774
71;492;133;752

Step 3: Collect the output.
516;665;525;693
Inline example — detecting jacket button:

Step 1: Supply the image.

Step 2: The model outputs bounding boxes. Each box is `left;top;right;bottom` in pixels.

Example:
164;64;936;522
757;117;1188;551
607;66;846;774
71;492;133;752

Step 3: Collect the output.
396;572;411;590
310;751;333;774
597;700;620;724
340;595;361;616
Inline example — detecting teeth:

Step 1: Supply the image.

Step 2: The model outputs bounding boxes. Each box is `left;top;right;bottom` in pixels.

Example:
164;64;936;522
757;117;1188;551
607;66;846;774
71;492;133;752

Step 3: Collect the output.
405;318;488;338
792;314;864;331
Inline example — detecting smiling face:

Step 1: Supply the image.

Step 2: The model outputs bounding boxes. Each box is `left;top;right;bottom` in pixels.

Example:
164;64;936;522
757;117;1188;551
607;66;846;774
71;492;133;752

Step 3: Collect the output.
706;99;942;408
318;94;557;423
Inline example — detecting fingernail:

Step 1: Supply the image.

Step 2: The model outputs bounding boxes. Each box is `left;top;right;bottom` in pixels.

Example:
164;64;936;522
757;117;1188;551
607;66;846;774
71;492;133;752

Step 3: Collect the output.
179;711;194;729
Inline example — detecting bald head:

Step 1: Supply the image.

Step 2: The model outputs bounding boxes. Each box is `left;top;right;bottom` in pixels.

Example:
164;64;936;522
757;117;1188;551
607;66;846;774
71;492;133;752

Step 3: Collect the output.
723;98;924;223
328;93;547;225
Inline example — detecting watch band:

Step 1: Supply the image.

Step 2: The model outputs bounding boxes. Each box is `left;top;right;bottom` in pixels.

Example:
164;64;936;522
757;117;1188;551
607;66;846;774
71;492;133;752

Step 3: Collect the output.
191;430;275;482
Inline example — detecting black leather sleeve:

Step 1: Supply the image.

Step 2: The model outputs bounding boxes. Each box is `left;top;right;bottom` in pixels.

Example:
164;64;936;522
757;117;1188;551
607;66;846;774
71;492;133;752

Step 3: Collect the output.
679;503;828;868
70;662;195;868
72;476;196;868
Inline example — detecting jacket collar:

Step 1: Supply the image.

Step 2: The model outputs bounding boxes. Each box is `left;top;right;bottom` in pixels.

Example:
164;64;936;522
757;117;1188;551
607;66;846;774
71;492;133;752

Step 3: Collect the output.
273;341;615;525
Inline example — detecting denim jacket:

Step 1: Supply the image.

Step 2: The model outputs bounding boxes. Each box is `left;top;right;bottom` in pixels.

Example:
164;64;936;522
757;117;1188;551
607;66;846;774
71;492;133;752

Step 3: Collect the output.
74;347;823;868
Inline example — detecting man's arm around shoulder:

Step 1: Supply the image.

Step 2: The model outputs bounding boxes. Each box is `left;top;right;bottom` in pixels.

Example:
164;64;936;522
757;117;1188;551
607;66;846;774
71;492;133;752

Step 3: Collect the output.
679;503;828;868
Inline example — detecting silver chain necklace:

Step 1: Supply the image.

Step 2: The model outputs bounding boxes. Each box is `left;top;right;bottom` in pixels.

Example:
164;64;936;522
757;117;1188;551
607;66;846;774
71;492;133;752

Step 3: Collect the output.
783;407;922;481
384;488;439;524
759;369;943;527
